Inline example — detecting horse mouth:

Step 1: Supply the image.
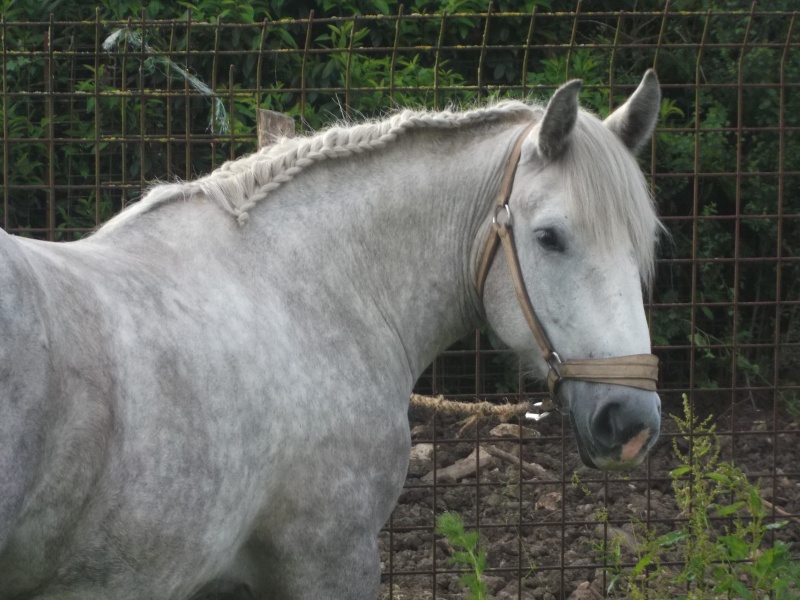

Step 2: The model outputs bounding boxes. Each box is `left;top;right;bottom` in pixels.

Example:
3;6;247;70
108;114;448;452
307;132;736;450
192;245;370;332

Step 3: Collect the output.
569;409;652;471
570;410;598;468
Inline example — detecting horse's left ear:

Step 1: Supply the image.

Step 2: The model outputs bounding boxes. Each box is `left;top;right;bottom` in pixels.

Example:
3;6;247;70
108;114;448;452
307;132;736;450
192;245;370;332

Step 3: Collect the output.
604;69;661;154
522;79;582;162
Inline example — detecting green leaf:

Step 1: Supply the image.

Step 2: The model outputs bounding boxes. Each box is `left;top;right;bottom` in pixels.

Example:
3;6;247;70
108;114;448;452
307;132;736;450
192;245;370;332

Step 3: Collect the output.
435;512;463;539
632;554;652;576
753;546;778;576
763;520;789;531
713;578;753;600
716;501;745;516
371;0;390;14
707;472;730;484
657;531;688;547
475;550;487;572
605;573;620;595
718;534;750;561
748;488;766;517
652;333;669;346
671;465;691;477
462;531;478;549
450;550;474;566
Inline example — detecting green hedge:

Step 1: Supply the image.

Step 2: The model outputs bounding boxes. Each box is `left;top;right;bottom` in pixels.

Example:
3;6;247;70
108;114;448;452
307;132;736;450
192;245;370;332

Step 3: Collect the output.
1;0;797;396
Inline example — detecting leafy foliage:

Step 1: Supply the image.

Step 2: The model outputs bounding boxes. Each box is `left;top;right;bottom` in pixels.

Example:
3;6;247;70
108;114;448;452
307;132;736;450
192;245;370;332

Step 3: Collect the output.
0;1;797;395
603;395;800;599
436;511;489;600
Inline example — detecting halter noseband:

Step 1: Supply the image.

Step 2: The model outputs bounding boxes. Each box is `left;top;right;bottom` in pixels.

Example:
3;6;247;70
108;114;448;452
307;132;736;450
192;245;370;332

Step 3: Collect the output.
475;122;659;397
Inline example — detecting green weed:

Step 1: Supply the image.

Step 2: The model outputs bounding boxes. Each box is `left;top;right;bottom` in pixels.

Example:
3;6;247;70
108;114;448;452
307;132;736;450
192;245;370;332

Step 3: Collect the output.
601;395;800;599
435;511;489;600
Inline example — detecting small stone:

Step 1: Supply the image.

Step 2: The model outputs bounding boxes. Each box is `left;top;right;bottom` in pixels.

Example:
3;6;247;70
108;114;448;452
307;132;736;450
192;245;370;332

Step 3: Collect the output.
483;575;506;594
490;423;540;438
535;491;562;511
496;581;520;599
594;523;639;552
410;443;434;462
568;581;598;600
406;443;434;478
410;424;431;438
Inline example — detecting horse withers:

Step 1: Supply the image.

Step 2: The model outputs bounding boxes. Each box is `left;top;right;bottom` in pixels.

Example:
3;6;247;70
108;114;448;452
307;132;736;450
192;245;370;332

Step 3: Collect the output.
0;71;662;598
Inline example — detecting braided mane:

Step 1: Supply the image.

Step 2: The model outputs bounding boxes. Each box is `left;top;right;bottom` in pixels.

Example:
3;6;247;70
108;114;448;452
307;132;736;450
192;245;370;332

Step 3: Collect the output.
102;98;660;284
185;101;538;225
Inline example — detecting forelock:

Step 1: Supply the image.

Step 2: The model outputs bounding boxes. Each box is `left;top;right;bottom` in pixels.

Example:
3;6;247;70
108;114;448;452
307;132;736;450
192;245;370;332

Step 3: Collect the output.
555;111;661;283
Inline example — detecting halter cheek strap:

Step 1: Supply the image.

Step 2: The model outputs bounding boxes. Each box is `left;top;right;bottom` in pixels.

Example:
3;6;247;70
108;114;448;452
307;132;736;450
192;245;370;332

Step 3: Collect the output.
475;122;659;397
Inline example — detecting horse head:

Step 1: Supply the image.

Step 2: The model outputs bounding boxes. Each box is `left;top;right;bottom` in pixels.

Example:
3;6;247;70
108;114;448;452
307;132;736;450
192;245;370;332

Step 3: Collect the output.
480;71;662;470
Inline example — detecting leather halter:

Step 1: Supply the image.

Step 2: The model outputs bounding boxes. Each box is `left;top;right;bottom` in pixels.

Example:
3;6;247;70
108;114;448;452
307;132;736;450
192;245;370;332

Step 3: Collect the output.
475;122;659;397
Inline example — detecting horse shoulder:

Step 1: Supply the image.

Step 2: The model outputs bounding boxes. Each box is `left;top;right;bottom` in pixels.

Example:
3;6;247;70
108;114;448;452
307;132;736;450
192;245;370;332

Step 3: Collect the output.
0;231;52;530
0;235;120;591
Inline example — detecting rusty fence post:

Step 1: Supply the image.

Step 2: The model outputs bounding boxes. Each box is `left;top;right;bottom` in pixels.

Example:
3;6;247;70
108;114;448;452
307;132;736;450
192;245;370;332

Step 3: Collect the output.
257;109;295;149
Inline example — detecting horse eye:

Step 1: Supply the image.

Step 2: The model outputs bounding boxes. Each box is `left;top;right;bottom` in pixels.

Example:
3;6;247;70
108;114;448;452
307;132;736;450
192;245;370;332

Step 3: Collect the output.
536;228;563;252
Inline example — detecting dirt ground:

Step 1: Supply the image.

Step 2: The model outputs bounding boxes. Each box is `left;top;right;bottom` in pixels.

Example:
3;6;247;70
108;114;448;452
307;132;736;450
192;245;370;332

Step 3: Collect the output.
379;392;800;599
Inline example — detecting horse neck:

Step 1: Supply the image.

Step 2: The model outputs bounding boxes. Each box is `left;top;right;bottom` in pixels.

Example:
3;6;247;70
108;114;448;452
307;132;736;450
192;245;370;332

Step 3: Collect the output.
260;124;523;379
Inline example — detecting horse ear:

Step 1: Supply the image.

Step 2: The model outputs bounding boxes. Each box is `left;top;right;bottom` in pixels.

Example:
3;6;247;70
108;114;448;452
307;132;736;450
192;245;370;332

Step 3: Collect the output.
522;79;582;162
604;69;661;154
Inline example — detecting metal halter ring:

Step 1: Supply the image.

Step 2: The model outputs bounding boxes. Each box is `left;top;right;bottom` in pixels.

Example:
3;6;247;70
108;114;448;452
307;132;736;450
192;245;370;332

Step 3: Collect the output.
547;351;562;376
545;352;565;405
492;204;512;227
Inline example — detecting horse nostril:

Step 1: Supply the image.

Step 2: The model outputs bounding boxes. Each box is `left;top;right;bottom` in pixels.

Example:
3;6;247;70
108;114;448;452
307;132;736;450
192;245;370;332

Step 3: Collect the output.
590;398;654;458
591;402;621;448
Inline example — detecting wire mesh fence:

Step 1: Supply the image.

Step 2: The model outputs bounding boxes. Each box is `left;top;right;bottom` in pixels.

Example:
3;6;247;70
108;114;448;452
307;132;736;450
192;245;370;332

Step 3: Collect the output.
1;3;798;598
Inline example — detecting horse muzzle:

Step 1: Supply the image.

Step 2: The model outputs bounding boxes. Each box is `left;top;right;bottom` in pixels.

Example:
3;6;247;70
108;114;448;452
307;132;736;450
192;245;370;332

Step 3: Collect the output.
563;380;661;471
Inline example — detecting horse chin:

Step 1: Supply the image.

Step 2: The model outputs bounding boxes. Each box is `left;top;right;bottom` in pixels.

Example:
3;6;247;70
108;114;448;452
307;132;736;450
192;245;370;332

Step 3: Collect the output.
568;410;601;470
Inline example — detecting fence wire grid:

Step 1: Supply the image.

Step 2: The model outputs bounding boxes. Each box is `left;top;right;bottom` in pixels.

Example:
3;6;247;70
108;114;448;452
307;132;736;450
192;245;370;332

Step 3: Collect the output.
1;4;799;599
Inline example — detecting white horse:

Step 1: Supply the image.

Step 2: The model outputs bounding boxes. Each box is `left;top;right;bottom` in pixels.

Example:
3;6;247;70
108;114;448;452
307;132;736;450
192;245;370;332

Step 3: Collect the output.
0;71;662;599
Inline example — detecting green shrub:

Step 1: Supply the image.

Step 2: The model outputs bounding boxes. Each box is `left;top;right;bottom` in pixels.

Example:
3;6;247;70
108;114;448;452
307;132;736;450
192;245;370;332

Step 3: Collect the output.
606;395;800;599
435;511;489;600
0;1;796;394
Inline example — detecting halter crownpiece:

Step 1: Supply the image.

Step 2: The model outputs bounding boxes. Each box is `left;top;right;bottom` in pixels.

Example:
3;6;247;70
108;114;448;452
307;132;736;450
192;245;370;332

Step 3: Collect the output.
476;122;659;397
